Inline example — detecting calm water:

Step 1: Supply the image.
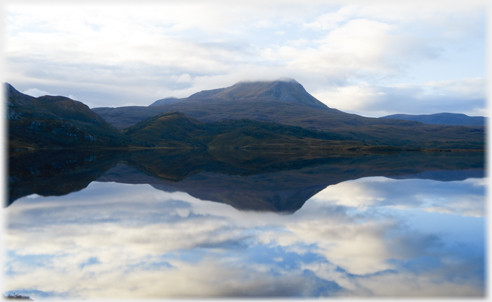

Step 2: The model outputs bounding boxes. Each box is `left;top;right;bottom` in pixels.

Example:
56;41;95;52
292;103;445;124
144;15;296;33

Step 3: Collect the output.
4;150;486;299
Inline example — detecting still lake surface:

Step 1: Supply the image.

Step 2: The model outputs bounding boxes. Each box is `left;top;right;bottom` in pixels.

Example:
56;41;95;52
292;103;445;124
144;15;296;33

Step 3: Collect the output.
4;150;486;299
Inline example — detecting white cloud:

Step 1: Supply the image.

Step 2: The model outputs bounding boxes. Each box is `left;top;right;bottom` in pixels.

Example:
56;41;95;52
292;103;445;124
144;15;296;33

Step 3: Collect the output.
425;77;485;99
311;177;485;217
22;88;51;97
303;5;358;31
173;73;192;83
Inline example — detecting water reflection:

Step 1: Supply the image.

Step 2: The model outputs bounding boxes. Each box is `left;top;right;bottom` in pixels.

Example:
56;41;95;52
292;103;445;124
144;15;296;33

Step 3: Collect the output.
7;149;485;211
4;150;485;299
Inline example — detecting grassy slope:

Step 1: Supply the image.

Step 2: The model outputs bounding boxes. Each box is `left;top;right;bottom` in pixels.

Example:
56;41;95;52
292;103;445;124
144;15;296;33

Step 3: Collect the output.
122;111;374;150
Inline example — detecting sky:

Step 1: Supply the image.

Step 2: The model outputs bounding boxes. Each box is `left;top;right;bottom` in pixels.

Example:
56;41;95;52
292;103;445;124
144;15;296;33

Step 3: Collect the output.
3;0;488;117
4;176;485;299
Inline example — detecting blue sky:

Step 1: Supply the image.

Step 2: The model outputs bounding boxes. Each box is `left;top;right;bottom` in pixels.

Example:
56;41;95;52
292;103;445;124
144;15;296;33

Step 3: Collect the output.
4;0;488;116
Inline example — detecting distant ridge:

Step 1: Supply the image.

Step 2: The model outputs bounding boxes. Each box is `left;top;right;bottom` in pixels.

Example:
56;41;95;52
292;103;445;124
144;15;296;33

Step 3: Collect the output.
380;113;486;126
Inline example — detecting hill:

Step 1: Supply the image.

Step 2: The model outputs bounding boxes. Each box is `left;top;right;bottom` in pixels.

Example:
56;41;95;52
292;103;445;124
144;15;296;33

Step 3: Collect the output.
6;83;133;150
122;111;366;150
380;113;486;126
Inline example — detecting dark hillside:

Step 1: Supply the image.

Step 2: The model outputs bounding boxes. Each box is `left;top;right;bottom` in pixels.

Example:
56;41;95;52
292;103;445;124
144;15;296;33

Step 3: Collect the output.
6;83;133;150
121;110;484;150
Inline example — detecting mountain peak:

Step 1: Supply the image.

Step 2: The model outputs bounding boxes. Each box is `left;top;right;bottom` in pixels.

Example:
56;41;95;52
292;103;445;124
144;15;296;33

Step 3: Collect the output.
149;97;181;107
5;83;24;99
189;79;328;109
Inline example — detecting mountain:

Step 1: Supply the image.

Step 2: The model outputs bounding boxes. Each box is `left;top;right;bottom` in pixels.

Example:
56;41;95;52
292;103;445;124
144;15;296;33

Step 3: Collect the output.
92;79;485;150
94;78;373;131
6;83;133;150
380;113;486;126
6;81;485;151
4;82;401;151
93;78;336;129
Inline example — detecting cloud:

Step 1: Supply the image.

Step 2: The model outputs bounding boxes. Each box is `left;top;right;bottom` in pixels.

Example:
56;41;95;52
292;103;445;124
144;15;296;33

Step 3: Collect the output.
311;176;485;217
425;77;485;99
4;2;485;114
302;259;483;297
22;88;51;97
303;5;357;31
172;73;192;83
313;77;486;116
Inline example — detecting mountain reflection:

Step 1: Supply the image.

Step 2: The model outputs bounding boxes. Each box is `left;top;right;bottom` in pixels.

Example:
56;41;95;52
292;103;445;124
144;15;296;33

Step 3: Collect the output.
8;149;484;212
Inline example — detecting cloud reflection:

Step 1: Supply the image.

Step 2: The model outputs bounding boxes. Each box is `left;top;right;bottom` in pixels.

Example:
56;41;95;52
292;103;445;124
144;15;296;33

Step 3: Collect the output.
311;176;485;216
4;176;485;299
